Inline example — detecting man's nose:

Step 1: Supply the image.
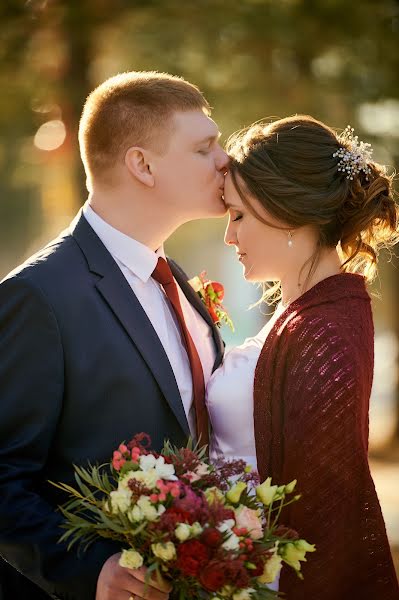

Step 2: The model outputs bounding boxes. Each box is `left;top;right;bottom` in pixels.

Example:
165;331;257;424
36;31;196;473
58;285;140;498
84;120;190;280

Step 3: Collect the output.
216;147;230;171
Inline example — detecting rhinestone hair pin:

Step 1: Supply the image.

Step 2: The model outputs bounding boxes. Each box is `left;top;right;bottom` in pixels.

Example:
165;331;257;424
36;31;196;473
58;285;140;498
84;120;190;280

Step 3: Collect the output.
333;125;373;181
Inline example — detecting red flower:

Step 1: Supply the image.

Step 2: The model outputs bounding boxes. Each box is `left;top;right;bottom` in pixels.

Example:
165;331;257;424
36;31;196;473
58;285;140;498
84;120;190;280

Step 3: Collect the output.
224;559;250;588
127;432;151;453
176;540;210;577
157;507;193;533
200;528;223;548
199;560;227;592
206;280;224;302
188;272;234;331
249;557;265;577
177;556;202;577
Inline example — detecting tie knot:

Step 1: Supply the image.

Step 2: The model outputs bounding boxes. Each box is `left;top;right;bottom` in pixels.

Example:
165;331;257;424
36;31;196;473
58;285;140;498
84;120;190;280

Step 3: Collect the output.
152;257;174;287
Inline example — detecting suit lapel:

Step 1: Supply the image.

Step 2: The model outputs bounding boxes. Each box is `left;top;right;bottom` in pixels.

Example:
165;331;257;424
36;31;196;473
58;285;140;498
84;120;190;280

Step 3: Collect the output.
169;259;225;372
70;212;190;436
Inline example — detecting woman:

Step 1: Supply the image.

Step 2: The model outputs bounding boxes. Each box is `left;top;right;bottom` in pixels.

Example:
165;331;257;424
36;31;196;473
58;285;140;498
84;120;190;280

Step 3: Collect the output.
206;116;399;598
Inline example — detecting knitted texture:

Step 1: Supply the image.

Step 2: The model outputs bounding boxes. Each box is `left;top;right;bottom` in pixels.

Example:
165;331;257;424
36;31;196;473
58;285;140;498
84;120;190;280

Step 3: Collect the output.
254;273;399;599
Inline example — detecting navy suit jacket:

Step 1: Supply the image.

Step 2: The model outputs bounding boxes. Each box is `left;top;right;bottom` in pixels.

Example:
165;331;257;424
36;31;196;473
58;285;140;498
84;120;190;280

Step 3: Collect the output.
0;211;224;600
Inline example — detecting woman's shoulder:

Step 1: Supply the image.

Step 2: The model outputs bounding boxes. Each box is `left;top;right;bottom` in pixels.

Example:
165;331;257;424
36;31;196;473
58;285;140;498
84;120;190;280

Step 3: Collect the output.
256;275;373;375
283;300;372;354
260;297;372;387
284;275;371;337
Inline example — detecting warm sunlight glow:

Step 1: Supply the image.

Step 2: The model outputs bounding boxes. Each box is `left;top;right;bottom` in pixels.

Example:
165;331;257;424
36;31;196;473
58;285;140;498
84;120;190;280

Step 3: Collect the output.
34;119;66;151
357;100;399;138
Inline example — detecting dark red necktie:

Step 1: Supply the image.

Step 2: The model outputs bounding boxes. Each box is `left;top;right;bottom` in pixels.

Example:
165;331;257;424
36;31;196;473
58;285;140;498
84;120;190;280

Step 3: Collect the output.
152;257;209;446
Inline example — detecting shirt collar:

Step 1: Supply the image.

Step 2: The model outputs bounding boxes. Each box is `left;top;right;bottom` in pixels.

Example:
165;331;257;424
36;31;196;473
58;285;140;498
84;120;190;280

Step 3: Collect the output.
83;201;165;283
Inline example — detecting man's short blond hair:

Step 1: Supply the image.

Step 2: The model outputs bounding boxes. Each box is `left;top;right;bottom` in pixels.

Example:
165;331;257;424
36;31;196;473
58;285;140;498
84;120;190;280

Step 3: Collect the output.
79;71;210;184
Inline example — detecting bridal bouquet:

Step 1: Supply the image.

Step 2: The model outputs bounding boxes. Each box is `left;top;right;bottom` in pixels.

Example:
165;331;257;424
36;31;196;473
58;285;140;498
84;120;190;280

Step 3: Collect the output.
53;433;315;599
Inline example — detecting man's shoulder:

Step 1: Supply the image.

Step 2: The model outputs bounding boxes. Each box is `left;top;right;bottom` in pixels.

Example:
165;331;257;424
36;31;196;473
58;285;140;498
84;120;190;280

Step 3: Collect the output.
1;225;84;291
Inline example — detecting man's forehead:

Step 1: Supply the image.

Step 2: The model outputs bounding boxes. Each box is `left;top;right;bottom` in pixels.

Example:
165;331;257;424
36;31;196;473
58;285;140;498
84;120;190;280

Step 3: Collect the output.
172;110;220;140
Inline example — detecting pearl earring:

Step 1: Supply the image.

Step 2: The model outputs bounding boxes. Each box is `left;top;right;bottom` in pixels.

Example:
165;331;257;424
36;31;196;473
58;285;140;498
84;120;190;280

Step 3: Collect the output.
287;231;293;247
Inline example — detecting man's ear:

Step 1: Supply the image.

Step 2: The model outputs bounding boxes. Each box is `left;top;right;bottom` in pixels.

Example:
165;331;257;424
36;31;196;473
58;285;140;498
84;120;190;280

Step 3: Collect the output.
125;147;155;187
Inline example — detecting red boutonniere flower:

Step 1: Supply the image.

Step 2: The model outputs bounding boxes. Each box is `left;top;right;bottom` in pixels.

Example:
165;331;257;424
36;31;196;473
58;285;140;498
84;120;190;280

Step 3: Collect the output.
188;271;234;332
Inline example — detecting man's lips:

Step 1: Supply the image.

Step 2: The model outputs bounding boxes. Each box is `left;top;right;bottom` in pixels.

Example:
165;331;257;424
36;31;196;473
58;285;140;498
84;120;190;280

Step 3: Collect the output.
237;252;246;261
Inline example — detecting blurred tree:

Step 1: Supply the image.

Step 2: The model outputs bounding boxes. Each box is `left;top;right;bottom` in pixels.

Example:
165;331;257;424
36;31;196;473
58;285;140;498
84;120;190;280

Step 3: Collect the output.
1;0;399;441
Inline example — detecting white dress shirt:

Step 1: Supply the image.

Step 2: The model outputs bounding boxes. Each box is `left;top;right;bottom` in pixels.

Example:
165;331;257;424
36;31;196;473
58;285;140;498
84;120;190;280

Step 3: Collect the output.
83;202;216;437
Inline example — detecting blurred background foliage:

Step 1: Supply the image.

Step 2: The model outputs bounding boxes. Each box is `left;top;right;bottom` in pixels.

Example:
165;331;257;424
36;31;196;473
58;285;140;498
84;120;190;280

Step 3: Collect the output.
1;1;399;447
1;0;399;573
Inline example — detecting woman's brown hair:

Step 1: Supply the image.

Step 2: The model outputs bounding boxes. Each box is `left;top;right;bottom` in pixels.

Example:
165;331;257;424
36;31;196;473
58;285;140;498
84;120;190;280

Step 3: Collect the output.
227;115;398;300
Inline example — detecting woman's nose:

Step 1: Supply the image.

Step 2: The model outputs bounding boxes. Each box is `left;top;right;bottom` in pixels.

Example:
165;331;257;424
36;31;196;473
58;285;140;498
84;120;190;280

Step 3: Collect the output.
224;224;237;246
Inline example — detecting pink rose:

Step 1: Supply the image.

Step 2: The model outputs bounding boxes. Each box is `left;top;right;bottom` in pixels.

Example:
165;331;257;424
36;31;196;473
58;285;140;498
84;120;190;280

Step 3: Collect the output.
234;505;263;540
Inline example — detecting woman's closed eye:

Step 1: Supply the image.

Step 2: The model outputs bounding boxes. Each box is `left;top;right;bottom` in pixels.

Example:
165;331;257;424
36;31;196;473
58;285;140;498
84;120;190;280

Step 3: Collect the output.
232;214;242;222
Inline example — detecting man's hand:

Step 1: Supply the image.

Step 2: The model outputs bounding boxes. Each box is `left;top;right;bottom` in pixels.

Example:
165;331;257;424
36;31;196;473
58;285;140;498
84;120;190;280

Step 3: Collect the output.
96;553;172;600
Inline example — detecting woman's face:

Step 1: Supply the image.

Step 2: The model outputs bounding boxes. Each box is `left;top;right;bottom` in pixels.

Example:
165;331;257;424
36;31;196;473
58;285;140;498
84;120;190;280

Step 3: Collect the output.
223;173;297;283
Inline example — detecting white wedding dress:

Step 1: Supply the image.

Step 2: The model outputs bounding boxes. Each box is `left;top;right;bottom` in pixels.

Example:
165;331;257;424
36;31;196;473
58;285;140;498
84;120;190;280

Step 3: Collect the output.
205;304;285;593
206;304;284;468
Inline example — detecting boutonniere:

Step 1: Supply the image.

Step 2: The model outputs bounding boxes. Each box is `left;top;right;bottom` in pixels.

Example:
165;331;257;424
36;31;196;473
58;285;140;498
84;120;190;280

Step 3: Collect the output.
188;271;234;332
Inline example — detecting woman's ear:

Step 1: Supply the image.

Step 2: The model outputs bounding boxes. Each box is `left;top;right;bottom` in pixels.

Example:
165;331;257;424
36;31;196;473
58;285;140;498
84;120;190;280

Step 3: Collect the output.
125;147;155;187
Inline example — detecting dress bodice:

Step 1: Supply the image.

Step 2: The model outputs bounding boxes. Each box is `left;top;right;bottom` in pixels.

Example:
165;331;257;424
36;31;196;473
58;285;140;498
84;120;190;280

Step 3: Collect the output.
206;304;284;470
206;336;262;469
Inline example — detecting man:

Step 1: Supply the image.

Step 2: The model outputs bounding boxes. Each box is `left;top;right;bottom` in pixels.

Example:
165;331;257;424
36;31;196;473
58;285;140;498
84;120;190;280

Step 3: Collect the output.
0;71;228;600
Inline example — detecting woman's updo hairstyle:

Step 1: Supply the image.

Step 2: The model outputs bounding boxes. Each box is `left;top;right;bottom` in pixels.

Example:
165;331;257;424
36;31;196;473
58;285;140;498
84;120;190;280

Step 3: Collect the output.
227;115;398;283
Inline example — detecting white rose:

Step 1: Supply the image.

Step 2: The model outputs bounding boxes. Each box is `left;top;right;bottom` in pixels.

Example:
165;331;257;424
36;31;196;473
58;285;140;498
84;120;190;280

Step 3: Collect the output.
151;542;176;561
221;532;240;551
139;454;157;471
190;522;203;537
137;496;158;521
217;519;240;550
119;548;144;570
175;523;191;541
217;519;235;533
154;456;176;480
128;505;144;523
109;488;131;514
139;455;176;480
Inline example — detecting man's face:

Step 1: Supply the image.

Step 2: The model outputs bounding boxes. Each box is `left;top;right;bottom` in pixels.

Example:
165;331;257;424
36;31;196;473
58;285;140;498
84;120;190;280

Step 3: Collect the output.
152;111;229;220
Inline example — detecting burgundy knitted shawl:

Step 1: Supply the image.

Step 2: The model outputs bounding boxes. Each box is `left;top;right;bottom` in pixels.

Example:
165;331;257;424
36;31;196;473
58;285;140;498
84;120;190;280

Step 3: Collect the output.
253;273;399;599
